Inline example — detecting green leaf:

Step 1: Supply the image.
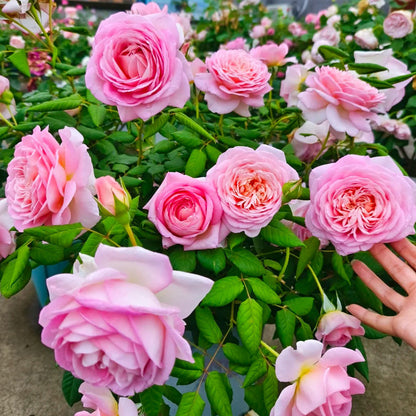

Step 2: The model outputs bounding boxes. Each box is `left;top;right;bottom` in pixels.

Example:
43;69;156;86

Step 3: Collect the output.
62;371;82;406
65;67;86;77
28;94;83;112
88;104;106;127
284;297;314;316
23;92;53;103
107;131;136;143
174;112;216;142
23;223;83;247
13;122;40;132
153;139;176;153
172;130;204;148
205;372;232;416
140;386;164;416
195;307;223;344
261;221;304;248
317;45;350;60
171;354;204;385
60;25;90;35
245;385;267;416
296;317;313;341
359;76;393;89
78;125;107;141
0;246;31;298
384;72;416;85
237;298;263;354
143;113;170;140
168;246;196;272
222;343;253;366
276;308;296;348
348;63;388;74
185;148;207;178
80;233;107;256
9;49;30;77
246;278;281;305
227;233;246;249
242;358;268;387
201;276;244;307
296;237;320;277
197;248;226;274
205;144;222;163
163;385;182;406
263;366;278;413
30;242;65;265
176;392;205;416
332;252;350;282
225;248;265;277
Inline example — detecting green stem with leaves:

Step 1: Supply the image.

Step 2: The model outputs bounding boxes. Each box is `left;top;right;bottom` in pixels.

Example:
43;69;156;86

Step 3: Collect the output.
124;224;138;247
307;264;325;300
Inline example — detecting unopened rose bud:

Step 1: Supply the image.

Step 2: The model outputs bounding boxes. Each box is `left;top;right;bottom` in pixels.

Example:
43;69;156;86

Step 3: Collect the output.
96;176;130;217
0;90;14;105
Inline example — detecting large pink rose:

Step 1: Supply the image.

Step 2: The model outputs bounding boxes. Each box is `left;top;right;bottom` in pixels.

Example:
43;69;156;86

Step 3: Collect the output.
144;172;226;250
85;10;190;122
206;145;299;237
0;198;15;259
271;340;365;416
6;126;100;232
383;10;414;39
39;244;213;396
298;66;385;136
194;49;272;117
305;155;416;255
315;310;365;347
75;383;137;416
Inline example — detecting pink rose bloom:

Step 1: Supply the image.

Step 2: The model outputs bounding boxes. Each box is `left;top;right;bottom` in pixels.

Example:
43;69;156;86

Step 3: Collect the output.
291;120;339;162
280;63;312;107
383;10;414;39
261;16;272;28
130;1;165;15
315;311;365;347
304;10;327;28
305;154;416;255
9;35;25;49
189;57;207;79
171;11;194;42
298;66;385;136
64;6;78;19
96;176;129;216
250;24;266;39
6;126;100;232
39;244;213;396
0;199;16;259
312;26;340;46
85;10;191;122
206;145;299;237
144;172;226;250
75;383;137;416
373;114;412;141
194;49;271;117
354;28;379;50
271;340;365;416
288;22;307;37
222;37;248;51
250;42;289;67
354;49;411;112
0;75;16;120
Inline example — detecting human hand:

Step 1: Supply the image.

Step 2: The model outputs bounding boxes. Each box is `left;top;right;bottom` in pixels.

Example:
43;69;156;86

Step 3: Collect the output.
347;238;416;349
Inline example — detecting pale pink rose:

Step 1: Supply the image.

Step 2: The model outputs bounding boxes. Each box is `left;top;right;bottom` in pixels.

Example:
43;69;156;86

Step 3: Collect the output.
222;37;249;51
250;42;289;67
304;10;327;28
9;35;25;49
171;11;194;42
39;244;213;396
282;199;329;248
311;39;333;64
369;0;385;6
312;25;340;46
189;57;207;79
280;63;312;107
354;49;411;111
130;1;165;15
291;120;338;162
327;14;341;26
194;49;271;116
288;22;307;36
96;176;129;216
271;340;365;416
6;126;100;232
0;75;16;120
383;10;414;39
0;199;16;259
305;155;416;255
354;28;379;49
1;0;30;14
85;11;191;122
298;66;385;136
261;16;272;28
197;29;207;41
373;114;412;140
250;24;266;39
144;172;226;250
206;145;299;237
63;31;80;42
64;6;78;19
315;311;365;348
74;383;137;416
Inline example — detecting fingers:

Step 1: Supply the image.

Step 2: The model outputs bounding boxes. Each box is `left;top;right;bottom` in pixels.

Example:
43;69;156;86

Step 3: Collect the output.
351;260;404;312
370;242;416;294
390;238;416;271
346;304;395;337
